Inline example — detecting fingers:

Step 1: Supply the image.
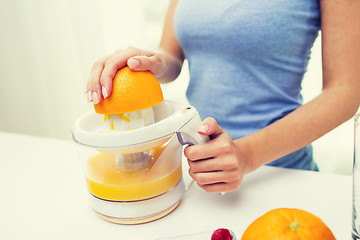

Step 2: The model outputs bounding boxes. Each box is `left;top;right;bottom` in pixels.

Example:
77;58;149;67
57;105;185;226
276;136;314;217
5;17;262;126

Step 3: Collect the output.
187;154;240;173
198;117;224;137
184;133;234;161
189;169;242;193
186;150;241;193
87;56;110;104
184;117;245;193
183;117;230;160
128;55;166;78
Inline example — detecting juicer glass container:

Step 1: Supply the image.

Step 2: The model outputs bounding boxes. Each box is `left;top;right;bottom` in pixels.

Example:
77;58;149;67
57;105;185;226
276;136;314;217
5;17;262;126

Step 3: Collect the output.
72;100;208;224
74;134;185;224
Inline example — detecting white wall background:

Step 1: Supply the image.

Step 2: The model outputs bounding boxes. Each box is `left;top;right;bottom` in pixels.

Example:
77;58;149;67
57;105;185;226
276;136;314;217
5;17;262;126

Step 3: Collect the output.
0;0;354;175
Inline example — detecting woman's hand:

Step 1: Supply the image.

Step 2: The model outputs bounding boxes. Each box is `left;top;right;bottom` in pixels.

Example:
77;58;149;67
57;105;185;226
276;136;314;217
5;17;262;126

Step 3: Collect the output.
86;47;173;104
184;117;254;193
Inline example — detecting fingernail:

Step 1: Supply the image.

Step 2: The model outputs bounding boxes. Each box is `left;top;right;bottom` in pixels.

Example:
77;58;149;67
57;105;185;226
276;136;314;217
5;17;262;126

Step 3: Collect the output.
87;91;93;102
128;58;140;69
92;92;99;104
102;86;108;98
198;123;209;133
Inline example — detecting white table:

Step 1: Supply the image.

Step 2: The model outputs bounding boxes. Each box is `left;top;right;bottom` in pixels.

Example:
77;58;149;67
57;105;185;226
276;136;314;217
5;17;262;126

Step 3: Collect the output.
0;131;352;239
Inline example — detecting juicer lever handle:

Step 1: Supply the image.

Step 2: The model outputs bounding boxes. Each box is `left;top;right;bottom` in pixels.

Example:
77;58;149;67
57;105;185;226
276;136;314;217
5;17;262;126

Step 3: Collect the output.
176;114;209;146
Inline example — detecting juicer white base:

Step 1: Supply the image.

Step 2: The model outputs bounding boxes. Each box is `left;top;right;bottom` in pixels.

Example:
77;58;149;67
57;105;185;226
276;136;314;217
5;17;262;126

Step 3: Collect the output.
89;179;185;224
96;201;180;225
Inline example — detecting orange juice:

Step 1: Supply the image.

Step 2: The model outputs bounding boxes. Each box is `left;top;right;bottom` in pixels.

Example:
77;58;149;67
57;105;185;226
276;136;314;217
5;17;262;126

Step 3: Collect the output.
85;151;182;201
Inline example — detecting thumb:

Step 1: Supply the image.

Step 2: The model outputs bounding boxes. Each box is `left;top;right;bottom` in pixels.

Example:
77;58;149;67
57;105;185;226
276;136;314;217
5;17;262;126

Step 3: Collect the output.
127;55;164;78
198;117;224;138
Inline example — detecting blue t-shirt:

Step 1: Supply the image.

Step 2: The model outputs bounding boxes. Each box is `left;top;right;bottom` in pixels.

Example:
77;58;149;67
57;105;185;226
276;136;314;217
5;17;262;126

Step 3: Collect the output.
174;0;321;170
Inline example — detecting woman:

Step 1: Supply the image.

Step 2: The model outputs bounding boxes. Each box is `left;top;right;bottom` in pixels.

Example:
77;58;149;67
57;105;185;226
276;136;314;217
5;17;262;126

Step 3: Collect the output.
86;0;360;193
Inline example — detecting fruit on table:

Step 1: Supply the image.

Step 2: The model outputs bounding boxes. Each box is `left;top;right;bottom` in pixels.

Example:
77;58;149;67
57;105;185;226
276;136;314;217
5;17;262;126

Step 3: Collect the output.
241;208;335;240
94;66;164;114
212;228;236;240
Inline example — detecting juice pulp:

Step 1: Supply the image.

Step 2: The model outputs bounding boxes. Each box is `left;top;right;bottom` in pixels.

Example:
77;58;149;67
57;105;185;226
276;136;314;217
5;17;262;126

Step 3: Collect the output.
85;148;182;201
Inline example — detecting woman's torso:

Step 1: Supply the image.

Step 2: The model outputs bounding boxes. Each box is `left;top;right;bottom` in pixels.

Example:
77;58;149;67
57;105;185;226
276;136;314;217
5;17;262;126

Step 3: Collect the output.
174;0;321;170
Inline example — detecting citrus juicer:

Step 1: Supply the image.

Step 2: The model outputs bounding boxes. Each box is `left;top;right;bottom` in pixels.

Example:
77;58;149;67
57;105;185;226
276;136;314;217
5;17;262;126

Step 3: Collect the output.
72;100;208;224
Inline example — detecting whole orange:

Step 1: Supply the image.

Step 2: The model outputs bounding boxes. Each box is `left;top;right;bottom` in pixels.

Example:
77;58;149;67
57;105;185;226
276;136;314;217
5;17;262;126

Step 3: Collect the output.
241;208;336;240
94;67;163;114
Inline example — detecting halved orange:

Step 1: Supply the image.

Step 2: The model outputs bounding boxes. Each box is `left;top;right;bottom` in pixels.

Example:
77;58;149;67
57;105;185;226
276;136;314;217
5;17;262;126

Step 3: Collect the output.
94;66;164;114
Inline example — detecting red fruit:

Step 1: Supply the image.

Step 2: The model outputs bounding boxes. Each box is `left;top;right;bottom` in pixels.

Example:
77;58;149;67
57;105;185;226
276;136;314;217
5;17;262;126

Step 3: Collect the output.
211;228;233;240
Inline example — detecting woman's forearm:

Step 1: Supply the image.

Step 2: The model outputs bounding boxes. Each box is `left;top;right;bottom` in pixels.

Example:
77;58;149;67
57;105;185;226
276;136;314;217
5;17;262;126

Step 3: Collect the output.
237;85;360;172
